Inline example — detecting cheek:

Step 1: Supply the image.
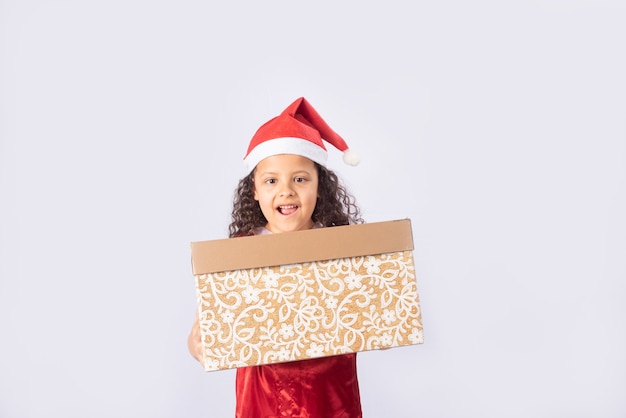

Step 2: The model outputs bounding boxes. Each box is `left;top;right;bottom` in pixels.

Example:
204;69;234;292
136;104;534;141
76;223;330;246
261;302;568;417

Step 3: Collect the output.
307;190;319;205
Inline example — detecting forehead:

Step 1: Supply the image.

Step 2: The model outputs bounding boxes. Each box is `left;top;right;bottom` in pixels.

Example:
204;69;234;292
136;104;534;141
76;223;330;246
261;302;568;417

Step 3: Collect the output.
254;154;317;174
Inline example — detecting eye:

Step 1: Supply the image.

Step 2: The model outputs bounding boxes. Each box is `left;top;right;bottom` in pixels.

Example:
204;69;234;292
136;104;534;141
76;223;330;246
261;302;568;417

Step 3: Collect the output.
264;178;277;184
294;176;307;183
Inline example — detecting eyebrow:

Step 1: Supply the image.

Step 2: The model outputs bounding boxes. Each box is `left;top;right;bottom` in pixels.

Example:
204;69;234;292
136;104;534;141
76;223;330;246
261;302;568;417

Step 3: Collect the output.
256;170;313;177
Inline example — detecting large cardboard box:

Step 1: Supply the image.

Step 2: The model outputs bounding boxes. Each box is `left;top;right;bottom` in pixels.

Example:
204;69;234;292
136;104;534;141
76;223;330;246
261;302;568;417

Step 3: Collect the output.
191;219;423;372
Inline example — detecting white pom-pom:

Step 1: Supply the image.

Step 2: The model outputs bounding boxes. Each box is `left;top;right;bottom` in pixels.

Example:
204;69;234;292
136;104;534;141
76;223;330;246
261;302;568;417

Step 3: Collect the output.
342;149;360;166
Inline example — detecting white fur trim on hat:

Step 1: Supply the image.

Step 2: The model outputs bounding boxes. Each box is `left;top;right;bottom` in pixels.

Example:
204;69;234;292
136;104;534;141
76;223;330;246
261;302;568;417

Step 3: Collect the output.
244;137;329;172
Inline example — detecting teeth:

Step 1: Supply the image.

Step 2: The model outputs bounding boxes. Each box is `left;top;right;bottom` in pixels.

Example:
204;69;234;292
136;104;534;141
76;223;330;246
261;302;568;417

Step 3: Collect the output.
278;205;298;214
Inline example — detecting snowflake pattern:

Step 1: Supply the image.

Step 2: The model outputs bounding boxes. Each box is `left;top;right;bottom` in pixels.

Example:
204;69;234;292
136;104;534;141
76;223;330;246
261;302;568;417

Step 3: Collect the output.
242;285;260;304
279;323;294;339
364;256;382;274
344;271;363;290
408;327;424;344
381;309;397;325
220;310;234;323
195;251;423;371
325;295;338;309
306;342;325;358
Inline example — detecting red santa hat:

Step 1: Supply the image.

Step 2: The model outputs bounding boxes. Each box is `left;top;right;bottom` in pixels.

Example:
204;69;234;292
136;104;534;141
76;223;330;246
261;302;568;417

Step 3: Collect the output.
243;97;359;172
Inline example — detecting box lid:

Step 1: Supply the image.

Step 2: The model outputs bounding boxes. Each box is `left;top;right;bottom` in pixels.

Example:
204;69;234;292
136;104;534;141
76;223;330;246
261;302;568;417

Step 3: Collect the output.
191;218;414;275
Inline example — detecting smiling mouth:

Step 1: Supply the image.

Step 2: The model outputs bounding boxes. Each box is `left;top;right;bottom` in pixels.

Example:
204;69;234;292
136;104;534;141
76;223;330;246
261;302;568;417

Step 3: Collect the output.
278;205;298;215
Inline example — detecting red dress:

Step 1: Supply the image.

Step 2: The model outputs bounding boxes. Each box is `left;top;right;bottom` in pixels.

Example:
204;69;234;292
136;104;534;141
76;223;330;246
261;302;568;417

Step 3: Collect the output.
234;226;362;417
235;353;362;418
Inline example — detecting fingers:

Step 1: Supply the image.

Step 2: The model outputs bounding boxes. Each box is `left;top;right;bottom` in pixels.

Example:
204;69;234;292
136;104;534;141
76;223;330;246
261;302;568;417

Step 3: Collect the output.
188;312;204;365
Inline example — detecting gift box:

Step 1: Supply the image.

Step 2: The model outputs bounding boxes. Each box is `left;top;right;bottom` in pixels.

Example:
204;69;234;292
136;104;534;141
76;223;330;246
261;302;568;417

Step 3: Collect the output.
190;219;423;372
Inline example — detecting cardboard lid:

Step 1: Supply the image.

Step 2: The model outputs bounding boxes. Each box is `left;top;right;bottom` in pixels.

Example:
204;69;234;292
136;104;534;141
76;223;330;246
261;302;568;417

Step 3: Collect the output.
191;218;414;275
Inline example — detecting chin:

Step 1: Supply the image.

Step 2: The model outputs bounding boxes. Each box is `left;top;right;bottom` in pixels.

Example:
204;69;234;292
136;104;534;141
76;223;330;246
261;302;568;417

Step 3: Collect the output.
270;220;311;233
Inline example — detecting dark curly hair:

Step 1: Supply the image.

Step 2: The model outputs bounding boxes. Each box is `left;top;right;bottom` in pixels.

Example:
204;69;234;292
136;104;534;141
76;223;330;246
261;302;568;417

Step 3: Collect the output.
228;163;363;238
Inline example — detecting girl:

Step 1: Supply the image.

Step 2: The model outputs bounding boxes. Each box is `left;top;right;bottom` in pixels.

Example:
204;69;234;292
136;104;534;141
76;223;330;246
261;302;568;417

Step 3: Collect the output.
188;97;364;418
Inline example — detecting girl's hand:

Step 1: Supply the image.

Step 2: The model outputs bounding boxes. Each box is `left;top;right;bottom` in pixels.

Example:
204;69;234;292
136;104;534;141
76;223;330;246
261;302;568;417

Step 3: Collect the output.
187;311;204;365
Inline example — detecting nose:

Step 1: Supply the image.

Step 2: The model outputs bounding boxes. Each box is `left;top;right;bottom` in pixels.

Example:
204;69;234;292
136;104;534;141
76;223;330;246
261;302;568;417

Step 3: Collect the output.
279;183;295;197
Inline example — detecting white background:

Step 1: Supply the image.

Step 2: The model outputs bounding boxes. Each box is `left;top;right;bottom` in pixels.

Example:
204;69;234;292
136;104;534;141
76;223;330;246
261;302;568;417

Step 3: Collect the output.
1;1;625;417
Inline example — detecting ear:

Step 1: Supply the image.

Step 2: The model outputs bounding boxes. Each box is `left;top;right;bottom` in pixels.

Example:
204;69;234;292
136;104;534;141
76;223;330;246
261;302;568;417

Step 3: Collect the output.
253;187;259;201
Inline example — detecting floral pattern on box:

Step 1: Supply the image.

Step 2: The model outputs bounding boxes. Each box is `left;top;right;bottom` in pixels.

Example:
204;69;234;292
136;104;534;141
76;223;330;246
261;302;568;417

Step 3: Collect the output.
195;250;423;371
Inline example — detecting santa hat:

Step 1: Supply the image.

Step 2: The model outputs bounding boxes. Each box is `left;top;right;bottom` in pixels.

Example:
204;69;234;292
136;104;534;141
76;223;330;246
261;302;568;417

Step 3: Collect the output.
243;97;359;172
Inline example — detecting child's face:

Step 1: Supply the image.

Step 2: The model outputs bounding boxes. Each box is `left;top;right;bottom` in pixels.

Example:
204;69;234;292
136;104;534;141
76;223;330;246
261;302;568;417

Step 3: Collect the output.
253;154;319;234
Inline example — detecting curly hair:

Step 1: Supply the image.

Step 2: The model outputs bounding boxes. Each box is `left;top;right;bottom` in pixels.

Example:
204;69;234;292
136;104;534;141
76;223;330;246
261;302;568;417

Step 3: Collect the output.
228;163;363;238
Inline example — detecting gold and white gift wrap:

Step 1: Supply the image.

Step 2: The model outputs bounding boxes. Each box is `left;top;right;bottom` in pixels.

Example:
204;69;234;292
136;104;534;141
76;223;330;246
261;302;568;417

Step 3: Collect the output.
191;219;423;372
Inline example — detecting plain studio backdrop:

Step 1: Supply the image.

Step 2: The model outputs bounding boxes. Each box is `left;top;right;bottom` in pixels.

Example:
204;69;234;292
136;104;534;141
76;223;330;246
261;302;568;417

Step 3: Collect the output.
1;1;625;417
